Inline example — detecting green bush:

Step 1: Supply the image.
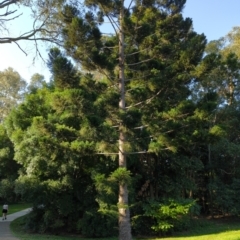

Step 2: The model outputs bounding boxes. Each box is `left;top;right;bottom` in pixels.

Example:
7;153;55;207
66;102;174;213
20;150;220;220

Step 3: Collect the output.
15;177;78;233
132;198;200;236
77;209;118;237
24;207;45;233
131;213;156;237
212;178;240;216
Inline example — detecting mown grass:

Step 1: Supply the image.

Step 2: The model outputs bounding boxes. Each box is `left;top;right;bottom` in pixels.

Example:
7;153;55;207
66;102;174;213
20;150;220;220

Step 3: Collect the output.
7;202;32;215
10;214;240;240
156;217;240;240
10;215;117;240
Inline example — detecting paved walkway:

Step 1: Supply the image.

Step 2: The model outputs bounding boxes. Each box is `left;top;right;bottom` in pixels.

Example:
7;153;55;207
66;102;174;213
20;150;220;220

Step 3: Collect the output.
0;208;31;240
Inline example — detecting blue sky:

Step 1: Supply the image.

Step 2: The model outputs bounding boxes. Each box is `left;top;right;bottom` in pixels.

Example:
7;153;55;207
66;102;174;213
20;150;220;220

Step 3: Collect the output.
0;0;240;82
183;0;240;41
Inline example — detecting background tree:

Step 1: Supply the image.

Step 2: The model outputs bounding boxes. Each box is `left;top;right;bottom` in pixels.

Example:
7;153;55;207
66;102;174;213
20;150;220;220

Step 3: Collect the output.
0;68;26;122
0;124;21;202
6;48;119;236
188;26;240;216
206;27;240;59
27;73;46;93
0;0;70;57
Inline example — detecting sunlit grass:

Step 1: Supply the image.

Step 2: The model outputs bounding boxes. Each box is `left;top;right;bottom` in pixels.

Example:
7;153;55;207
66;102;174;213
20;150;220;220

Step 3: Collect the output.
146;230;240;240
146;217;240;240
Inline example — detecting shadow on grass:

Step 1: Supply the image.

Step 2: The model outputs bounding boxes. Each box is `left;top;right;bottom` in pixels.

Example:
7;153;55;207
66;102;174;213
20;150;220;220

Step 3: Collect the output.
11;214;240;240
11;215;118;240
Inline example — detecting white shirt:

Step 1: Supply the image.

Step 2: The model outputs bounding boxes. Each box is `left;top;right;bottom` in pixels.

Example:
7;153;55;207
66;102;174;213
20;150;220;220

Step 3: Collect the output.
3;204;8;210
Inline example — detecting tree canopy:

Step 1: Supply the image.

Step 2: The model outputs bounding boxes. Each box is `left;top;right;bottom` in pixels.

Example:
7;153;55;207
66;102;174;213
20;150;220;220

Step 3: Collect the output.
0;68;26;122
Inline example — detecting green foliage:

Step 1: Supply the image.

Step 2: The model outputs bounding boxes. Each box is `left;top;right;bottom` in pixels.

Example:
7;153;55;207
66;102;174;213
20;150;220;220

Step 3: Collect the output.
0;124;20;180
14;176;42;203
77;209;118;237
210;178;240;216
16;177;80;233
27;73;46;93
92;169;125;219
47;48;80;89
15;172;118;237
142;199;200;234
4;62;112;233
0;68;27;122
0;179;18;202
109;168;131;185
6;0;240;238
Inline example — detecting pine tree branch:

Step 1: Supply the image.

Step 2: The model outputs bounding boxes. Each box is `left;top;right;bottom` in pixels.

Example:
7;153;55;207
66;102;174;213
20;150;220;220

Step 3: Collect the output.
126;58;154;66
106;14;119;36
125;47;152;57
126;88;163;109
97;151;148;155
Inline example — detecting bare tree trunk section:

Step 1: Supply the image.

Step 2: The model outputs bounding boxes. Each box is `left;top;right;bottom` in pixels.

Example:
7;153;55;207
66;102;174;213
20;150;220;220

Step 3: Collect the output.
119;183;132;240
118;1;132;239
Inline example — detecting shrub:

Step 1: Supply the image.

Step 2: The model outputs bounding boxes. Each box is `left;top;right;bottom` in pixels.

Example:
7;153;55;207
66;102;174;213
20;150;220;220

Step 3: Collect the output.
212;178;240;216
24;207;45;233
77;208;118;237
132;198;200;236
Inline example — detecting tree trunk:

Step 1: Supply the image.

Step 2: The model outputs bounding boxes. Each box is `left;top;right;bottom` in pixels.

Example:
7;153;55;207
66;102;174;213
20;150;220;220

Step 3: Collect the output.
118;1;132;239
228;76;234;106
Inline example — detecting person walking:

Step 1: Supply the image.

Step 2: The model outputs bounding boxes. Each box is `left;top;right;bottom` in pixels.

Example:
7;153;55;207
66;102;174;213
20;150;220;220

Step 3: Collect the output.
2;203;8;220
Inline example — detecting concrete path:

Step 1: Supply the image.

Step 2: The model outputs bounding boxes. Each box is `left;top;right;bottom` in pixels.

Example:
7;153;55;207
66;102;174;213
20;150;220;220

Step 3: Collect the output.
0;208;31;240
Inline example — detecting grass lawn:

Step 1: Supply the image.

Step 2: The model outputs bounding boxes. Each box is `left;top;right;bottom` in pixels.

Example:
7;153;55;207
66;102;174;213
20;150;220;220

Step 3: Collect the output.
156;217;240;240
10;214;240;240
7;203;32;215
